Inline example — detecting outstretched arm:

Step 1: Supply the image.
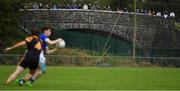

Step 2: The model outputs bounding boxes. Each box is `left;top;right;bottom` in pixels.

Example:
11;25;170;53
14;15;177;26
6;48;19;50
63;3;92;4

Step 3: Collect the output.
5;41;26;51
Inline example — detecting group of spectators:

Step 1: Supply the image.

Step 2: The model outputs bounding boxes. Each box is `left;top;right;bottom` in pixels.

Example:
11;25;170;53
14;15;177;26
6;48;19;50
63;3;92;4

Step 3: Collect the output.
23;2;111;11
23;2;175;18
117;8;176;18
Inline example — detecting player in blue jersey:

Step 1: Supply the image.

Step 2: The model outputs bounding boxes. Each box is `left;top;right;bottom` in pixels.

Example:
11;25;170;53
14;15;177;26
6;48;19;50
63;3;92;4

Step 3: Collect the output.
18;26;62;87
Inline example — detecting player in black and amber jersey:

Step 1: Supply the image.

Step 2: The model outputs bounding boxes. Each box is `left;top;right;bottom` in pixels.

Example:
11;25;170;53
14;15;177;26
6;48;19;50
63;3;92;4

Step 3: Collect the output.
4;28;42;86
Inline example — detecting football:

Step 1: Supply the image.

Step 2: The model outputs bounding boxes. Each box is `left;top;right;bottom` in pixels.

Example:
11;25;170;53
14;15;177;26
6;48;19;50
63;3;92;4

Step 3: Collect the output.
57;39;65;48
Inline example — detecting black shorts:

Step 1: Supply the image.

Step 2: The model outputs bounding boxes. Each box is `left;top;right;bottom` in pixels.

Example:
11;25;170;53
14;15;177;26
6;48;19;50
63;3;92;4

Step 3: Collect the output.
19;52;39;70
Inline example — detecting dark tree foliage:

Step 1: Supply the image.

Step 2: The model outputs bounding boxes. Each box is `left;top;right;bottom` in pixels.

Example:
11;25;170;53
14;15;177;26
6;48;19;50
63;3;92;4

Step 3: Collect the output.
0;0;26;53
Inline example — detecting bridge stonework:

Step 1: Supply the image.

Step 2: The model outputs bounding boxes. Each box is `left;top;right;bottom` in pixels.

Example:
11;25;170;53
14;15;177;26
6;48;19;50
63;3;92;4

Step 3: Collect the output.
20;10;176;48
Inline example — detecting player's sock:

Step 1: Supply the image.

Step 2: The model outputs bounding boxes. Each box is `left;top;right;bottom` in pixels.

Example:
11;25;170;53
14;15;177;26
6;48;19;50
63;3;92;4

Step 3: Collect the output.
18;79;25;86
29;77;35;83
26;77;35;87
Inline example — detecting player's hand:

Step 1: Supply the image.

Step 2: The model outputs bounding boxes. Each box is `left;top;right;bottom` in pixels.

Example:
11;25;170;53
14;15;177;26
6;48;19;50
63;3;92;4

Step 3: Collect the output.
5;47;12;52
58;38;63;41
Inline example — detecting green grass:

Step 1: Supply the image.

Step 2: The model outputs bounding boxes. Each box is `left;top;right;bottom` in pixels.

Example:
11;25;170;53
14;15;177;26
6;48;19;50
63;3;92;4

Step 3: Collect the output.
0;66;180;90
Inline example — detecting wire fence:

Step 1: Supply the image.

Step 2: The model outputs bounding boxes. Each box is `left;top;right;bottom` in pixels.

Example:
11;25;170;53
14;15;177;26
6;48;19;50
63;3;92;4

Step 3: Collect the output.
0;54;180;67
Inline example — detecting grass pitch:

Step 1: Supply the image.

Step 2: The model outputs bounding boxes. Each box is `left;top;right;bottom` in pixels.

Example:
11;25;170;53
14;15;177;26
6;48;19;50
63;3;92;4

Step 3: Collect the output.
0;66;180;90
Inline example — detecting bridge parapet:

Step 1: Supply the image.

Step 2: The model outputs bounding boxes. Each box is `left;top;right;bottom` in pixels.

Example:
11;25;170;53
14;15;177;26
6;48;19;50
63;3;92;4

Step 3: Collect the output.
20;9;175;48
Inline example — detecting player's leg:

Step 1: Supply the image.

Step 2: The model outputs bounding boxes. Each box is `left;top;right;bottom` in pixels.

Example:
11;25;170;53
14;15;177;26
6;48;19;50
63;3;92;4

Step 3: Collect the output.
28;52;46;83
17;64;39;86
26;70;36;87
4;65;24;85
34;62;46;79
26;55;40;87
27;62;46;85
17;72;33;85
22;73;33;81
17;62;45;86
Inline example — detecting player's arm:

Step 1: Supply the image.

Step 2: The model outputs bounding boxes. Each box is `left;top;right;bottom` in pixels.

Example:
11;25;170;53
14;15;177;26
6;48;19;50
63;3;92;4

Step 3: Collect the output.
45;47;57;54
45;38;62;45
5;41;26;51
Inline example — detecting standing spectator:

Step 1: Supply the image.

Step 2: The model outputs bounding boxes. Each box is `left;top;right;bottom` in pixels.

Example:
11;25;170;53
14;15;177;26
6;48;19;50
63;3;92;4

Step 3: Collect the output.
103;6;107;10
39;3;43;9
123;8;129;13
78;4;82;9
163;11;168;19
144;9;148;15
24;3;28;9
170;11;175;17
56;4;61;9
117;8;123;13
140;9;144;14
107;5;111;11
148;10;152;15
52;4;57;9
45;4;49;9
156;11;161;16
136;9;140;14
83;3;88;10
88;3;92;10
32;2;39;9
152;10;156;16
66;4;70;9
90;4;96;10
97;5;100;10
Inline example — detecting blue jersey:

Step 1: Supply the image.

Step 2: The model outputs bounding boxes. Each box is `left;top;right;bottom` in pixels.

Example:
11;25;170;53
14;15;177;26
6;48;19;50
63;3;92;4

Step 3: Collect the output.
40;34;49;50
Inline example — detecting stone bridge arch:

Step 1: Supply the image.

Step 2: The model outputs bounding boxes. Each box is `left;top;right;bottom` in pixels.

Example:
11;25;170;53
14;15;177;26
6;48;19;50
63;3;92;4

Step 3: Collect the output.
19;9;175;48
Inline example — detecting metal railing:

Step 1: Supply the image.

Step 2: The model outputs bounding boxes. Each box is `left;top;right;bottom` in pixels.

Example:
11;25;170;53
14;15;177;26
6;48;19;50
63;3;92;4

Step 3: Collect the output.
0;54;180;67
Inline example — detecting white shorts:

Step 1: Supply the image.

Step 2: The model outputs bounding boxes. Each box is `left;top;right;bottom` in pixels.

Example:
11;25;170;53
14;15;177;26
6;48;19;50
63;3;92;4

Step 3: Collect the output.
39;51;46;64
39;51;46;73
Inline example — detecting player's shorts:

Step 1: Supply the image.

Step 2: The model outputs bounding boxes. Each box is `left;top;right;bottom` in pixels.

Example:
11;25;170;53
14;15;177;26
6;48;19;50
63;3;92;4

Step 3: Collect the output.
19;52;39;70
39;51;46;74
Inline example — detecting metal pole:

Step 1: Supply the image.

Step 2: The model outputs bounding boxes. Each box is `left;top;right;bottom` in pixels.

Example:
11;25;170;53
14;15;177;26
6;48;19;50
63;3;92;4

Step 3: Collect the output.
133;0;137;62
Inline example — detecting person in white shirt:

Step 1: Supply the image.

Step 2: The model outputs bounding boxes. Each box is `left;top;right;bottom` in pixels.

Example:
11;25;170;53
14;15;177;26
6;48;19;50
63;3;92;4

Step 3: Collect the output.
156;12;161;16
170;12;175;17
83;3;88;10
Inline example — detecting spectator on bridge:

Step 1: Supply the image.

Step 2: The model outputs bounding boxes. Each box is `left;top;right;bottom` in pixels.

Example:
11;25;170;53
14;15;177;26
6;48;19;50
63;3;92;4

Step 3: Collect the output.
78;4;82;9
66;4;70;9
103;6;107;10
69;4;73;9
45;4;50;9
156;11;161;16
123;8;128;13
90;4;96;10
152;10;156;16
88;3;92;10
148;10;152;15
144;9;148;15
107;5;111;11
163;11;168;19
32;2;39;9
83;3;88;10
140;9;144;14
39;3;43;9
56;4;61;9
136;9;140;14
23;3;28;9
52;4;57;9
170;11;175;17
97;5;101;10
